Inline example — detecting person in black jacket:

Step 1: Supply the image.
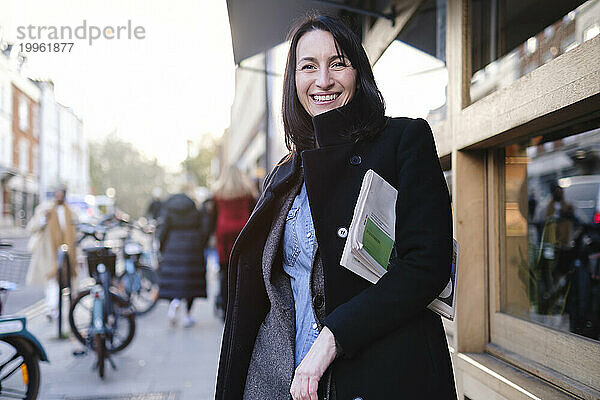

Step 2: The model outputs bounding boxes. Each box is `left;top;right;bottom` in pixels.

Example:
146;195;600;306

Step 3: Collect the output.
216;14;456;400
157;191;209;327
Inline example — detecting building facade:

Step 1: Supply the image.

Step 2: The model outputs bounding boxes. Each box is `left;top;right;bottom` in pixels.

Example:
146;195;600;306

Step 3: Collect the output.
8;77;40;227
0;44;14;226
220;43;290;180
36;80;89;201
0;40;90;228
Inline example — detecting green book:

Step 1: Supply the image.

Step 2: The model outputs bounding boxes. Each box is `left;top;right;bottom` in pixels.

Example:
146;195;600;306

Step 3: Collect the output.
362;216;395;270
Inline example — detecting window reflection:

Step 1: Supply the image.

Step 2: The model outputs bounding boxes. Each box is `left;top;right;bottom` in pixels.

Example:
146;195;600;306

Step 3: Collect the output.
471;0;599;102
503;128;600;341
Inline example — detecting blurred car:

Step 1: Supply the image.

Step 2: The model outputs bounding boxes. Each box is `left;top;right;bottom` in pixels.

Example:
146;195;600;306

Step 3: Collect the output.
67;195;101;224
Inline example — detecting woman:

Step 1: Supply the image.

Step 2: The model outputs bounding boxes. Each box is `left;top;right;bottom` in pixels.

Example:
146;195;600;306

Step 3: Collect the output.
216;14;455;400
212;166;257;317
157;190;209;327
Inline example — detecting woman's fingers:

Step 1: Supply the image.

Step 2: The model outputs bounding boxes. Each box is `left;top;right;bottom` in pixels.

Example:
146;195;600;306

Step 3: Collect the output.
308;376;319;400
290;327;338;399
290;372;318;400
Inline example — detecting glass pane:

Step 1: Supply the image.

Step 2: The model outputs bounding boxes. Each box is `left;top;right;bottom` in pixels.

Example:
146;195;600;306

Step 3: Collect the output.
471;0;599;103
502;127;600;342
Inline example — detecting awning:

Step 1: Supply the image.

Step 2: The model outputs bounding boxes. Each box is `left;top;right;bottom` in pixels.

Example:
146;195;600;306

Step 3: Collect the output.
226;0;401;65
226;0;341;65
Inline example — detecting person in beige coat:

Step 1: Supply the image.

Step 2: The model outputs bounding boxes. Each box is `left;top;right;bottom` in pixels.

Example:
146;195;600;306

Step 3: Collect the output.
26;187;78;319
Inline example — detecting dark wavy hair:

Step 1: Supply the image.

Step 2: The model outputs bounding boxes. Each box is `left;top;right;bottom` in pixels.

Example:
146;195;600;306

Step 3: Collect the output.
282;14;387;153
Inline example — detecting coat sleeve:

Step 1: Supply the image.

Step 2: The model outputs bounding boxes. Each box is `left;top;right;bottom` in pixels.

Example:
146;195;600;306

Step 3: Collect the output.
323;118;453;358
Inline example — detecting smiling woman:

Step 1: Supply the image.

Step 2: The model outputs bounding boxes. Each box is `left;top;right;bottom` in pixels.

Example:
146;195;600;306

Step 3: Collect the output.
216;13;456;400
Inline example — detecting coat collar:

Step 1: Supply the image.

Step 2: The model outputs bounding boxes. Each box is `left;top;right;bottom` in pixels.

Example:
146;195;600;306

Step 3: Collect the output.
269;151;301;194
230;151;300;257
311;98;361;148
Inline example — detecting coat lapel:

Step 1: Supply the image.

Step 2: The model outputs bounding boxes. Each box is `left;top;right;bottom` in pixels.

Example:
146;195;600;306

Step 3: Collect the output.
230;152;300;262
243;159;302;398
261;171;303;351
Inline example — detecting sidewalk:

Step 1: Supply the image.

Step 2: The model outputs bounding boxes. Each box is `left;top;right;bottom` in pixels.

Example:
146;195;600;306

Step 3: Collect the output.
2;229;225;399
30;268;224;400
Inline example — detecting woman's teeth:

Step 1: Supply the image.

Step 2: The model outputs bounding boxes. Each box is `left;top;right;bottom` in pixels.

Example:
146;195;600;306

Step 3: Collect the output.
313;94;338;102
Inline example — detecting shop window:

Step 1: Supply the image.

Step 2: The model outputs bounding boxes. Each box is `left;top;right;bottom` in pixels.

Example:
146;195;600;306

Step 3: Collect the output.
493;125;600;395
470;0;598;103
502;128;600;341
32;105;39;138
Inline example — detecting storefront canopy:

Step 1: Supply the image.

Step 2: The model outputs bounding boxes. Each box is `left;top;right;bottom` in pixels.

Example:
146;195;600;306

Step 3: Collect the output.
226;0;394;65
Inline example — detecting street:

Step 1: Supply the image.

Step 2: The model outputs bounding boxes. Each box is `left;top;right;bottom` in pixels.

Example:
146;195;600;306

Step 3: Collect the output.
1;231;224;400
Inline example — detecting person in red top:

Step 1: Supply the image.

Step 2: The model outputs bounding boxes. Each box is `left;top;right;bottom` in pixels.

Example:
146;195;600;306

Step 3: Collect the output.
212;165;257;318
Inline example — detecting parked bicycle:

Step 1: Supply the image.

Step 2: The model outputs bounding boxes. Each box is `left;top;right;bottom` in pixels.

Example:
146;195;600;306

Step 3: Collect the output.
113;216;159;315
68;223;135;378
0;241;48;399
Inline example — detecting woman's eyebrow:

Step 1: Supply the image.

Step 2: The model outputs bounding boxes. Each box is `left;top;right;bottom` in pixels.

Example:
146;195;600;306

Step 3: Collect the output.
297;55;347;64
297;56;318;64
329;54;347;62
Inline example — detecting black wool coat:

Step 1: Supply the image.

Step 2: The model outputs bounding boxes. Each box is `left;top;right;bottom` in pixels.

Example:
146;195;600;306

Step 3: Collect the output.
157;193;208;300
216;103;456;399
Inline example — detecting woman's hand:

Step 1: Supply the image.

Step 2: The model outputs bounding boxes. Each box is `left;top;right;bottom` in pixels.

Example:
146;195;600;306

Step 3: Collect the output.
290;326;337;400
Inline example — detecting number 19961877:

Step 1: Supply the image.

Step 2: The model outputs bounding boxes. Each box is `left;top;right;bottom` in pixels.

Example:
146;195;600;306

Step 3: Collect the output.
19;43;74;52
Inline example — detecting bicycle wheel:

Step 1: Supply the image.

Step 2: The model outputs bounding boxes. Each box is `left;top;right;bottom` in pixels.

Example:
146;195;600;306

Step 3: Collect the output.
95;334;105;379
69;289;135;353
117;265;159;315
0;338;40;399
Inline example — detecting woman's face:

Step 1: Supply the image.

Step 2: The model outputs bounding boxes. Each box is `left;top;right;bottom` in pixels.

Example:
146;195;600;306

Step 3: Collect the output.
295;29;357;117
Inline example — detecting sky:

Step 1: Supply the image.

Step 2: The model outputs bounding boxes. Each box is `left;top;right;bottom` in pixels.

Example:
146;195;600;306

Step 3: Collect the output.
0;0;235;171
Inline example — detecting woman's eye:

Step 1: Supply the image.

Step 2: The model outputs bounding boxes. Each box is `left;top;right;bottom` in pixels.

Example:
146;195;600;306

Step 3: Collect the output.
331;61;348;70
300;64;316;71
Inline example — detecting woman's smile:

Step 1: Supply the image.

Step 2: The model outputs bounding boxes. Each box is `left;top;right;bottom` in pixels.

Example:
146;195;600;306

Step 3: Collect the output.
310;92;340;104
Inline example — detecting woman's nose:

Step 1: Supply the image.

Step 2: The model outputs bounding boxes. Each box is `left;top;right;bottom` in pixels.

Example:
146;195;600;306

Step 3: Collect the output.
315;68;333;89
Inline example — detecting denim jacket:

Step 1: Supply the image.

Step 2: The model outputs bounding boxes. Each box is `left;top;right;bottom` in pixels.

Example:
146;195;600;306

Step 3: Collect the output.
282;182;319;368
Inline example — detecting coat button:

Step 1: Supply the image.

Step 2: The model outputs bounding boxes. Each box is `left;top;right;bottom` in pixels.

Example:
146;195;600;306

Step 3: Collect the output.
349;155;362;165
337;227;348;238
313;294;324;309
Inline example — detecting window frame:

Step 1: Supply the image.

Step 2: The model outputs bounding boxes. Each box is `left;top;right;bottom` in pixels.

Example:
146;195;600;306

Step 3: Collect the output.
486;146;600;398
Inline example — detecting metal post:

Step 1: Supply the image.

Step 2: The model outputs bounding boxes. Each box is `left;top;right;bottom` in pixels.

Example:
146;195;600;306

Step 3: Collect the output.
57;243;71;339
56;247;63;339
264;50;270;175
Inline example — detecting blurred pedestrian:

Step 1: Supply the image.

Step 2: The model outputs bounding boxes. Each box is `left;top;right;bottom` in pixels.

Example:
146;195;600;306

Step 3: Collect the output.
211;166;257;317
156;189;209;327
216;14;455;400
26;185;78;319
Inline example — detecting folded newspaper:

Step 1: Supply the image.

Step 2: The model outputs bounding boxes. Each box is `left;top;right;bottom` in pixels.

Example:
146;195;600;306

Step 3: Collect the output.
340;169;459;320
